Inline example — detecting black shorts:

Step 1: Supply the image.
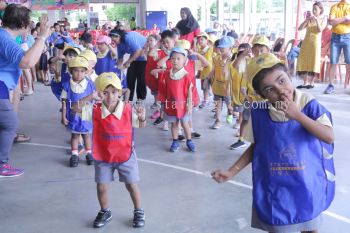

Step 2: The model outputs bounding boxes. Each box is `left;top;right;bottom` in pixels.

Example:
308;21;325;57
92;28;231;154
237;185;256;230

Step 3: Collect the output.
55;43;65;50
39;54;48;71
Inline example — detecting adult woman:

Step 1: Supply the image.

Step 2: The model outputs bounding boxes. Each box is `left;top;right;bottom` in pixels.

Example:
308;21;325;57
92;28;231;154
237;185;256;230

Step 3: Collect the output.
0;4;50;177
296;2;326;89
175;7;200;45
109;28;147;101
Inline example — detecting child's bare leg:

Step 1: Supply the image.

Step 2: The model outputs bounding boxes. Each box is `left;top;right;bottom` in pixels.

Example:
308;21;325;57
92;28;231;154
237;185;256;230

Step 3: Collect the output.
171;121;180;139
97;183;109;209
216;99;223;122
125;183;142;209
71;133;80;154
180;121;191;140
81;134;91;151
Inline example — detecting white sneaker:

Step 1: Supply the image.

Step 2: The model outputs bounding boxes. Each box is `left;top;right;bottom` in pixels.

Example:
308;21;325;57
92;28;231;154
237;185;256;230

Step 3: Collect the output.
162;121;169;131
235;131;240;137
233;123;240;129
211;121;221;129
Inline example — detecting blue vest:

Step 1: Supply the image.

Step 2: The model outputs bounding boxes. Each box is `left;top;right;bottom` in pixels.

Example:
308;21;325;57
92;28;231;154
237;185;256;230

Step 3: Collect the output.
50;63;71;101
251;99;335;226
95;51;119;75
0;81;9;99
62;78;95;133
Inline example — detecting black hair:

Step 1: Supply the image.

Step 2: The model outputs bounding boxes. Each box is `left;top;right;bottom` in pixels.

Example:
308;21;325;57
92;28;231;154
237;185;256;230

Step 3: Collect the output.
2;4;31;30
30;28;37;35
231;43;251;61
109;28;126;43
161;30;175;39
214;39;220;48
53;23;59;28
63;49;78;57
80;32;92;43
252;63;287;98
171;27;180;36
36;22;40;27
48;57;56;65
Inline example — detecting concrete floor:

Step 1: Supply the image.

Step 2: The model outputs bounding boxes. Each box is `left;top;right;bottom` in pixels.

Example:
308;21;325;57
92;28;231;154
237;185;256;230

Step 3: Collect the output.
1;81;350;233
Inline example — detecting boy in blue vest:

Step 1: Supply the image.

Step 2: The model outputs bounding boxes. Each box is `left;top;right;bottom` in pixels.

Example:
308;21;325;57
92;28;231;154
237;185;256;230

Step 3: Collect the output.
73;72;146;228
212;53;335;233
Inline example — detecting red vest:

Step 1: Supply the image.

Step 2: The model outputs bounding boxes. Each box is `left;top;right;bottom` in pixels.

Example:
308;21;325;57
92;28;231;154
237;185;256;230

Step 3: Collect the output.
157;50;173;101
145;54;158;92
92;103;133;163
185;60;199;107
160;70;192;118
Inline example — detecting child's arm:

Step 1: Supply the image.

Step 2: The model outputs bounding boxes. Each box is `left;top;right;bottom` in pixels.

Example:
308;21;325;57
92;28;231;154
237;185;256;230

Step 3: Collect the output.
108;44;118;59
61;99;69;126
279;96;334;144
70;91;103;113
150;68;164;79
189;50;209;68
157;56;169;69
134;106;146;128
187;84;193;114
122;88;130;102
212;144;254;183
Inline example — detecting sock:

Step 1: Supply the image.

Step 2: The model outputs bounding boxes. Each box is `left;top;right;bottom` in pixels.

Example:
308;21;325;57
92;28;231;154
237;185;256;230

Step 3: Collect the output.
173;139;178;142
190;128;195;133
186;139;192;143
71;150;78;156
239;136;244;142
101;208;110;212
85;149;92;154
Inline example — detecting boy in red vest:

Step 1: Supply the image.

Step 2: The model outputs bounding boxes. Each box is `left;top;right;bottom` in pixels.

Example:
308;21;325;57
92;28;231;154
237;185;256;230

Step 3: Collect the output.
73;72;146;228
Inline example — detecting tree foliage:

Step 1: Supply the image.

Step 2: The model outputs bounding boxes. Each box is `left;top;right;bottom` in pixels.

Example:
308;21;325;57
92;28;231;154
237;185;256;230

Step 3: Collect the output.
104;4;136;21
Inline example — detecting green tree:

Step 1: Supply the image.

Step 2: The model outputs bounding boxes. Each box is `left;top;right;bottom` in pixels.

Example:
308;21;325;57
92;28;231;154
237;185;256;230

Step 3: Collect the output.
256;0;268;13
104;4;136;21
210;2;217;14
231;0;243;13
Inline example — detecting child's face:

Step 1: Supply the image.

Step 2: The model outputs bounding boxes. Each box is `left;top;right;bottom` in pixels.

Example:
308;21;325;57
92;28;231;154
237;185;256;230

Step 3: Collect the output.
147;36;158;49
162;37;175;51
65;54;76;64
71;67;87;82
219;47;231;57
97;42;108;53
171;52;187;71
197;37;208;48
102;85;121;108
259;68;294;104
252;45;269;57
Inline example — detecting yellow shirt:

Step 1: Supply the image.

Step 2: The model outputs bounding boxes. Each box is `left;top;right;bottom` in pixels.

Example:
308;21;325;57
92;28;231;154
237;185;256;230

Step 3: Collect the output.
199;46;213;79
229;65;245;106
244;90;332;143
330;2;350;34
212;56;231;97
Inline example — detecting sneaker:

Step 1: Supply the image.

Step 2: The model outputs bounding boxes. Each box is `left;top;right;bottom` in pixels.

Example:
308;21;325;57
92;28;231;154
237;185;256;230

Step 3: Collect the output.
296;85;307;89
153;116;164;125
133;209;145;228
226;115;233;124
178;135;186;142
150;102;158;109
150;110;160;119
211;107;217;112
93;210;112;228
230;140;247;150
199;101;209;109
191;132;201;139
186;140;196;152
162;121;169;131
85;153;94;165
69;154;79;167
0;163;24;178
234;131;240;137
324;84;335;94
233;123;240;129
211;121;221;129
170;140;180;152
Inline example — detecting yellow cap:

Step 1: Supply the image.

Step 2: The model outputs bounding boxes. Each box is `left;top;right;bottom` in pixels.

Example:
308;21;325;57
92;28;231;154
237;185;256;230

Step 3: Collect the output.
246;53;282;82
196;32;209;40
95;72;122;91
175;39;191;50
63;46;81;56
68;56;89;69
80;49;97;63
252;35;270;48
208;34;218;44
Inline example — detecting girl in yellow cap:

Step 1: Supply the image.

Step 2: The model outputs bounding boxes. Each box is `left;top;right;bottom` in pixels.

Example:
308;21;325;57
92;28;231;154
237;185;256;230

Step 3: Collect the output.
61;56;95;167
212;53;335;233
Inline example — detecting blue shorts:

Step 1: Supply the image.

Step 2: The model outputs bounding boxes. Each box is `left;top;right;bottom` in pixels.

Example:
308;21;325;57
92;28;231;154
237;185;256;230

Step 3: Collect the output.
330;33;350;64
94;151;140;184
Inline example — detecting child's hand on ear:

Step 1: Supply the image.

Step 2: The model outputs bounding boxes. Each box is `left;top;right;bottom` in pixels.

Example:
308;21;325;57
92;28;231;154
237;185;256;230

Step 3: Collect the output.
92;91;104;102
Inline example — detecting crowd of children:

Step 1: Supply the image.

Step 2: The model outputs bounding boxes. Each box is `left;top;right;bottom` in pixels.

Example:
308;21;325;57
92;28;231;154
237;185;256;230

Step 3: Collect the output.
29;19;335;232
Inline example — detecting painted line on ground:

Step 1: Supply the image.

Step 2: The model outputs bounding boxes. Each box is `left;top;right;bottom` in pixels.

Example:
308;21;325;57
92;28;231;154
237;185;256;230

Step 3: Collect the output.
22;142;350;224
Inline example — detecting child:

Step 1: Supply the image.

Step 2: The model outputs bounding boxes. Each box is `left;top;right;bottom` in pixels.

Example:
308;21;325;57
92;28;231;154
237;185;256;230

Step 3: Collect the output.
229;43;251;135
51;46;80;101
212;53;335;233
158;47;196;152
210;36;234;129
38;43;50;85
74;72;146;228
230;35;270;149
144;34;161;119
196;32;214;108
80;49;98;82
61;56;95;167
95;35;118;76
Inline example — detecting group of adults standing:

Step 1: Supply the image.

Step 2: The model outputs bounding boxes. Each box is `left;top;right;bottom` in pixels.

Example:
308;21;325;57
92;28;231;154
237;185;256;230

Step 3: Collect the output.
296;0;350;94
